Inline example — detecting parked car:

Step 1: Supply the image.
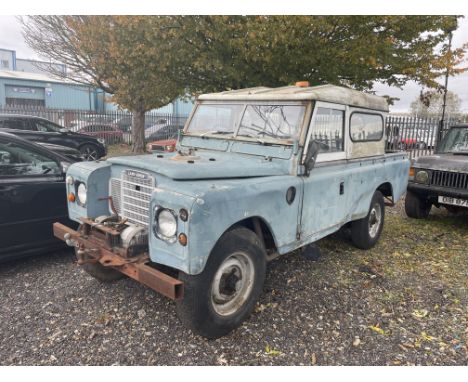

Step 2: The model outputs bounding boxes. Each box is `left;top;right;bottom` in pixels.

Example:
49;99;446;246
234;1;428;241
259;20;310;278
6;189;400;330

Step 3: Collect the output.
77;123;123;145
145;124;183;141
0;131;79;262
146;138;177;153
405;124;468;218
53;84;409;338
0;114;107;161
36;142;84;162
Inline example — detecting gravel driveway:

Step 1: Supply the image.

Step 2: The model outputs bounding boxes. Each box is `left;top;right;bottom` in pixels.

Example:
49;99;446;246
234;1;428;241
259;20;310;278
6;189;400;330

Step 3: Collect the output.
0;201;466;365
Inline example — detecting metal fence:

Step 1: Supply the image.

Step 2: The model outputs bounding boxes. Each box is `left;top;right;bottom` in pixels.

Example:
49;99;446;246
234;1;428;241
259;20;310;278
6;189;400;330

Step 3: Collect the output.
0;106;189;145
1;105;467;157
385;115;468;159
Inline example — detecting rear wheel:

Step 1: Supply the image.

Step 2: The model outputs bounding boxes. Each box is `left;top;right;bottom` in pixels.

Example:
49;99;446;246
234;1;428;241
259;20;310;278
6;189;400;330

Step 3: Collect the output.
351;191;385;250
405;190;431;219
79;144;100;161
176;227;266;339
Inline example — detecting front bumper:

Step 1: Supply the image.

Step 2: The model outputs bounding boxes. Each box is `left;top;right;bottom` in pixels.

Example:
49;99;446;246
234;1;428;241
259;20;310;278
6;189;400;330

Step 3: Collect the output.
408;182;468;201
53;221;183;300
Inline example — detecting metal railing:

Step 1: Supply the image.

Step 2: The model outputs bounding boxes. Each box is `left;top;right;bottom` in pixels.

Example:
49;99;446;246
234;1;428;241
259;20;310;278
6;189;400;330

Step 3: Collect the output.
0;106;189;146
385;115;468;159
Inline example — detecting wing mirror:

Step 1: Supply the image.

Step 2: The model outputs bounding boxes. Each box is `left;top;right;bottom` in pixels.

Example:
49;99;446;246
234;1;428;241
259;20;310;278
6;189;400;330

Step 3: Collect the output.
304;140;321;176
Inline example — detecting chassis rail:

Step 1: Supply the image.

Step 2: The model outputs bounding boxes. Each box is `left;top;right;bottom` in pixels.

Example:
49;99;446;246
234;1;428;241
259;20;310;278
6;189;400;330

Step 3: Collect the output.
53;222;184;300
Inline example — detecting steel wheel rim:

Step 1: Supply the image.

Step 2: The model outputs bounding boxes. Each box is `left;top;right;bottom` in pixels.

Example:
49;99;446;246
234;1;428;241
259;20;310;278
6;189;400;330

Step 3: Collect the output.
82;147;98;161
368;203;382;238
211;252;255;316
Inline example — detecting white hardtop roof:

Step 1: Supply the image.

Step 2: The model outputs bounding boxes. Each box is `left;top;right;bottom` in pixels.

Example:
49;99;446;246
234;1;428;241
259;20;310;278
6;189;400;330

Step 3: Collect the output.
198;84;389;112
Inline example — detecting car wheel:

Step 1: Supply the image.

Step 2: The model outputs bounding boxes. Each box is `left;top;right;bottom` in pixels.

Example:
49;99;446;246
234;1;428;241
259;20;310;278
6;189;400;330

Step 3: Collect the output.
79;144;100;161
351;191;385;250
176;227;266;339
404;190;431;219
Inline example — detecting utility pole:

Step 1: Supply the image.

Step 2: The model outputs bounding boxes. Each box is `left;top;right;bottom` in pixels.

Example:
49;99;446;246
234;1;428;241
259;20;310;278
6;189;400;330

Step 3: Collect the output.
438;31;453;147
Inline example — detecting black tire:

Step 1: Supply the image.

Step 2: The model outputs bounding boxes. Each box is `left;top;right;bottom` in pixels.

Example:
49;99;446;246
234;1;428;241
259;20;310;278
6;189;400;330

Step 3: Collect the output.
405;190;431;219
351;190;385;250
176;227;266;339
79;143;100;161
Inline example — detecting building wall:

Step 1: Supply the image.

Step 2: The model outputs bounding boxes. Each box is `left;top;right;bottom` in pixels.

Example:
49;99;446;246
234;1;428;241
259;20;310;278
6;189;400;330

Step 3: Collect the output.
0;49;15;71
0;77;96;110
16;59;67;76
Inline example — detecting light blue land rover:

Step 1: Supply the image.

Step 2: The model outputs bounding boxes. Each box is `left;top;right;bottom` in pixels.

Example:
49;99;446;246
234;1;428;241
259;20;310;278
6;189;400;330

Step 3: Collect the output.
54;84;410;338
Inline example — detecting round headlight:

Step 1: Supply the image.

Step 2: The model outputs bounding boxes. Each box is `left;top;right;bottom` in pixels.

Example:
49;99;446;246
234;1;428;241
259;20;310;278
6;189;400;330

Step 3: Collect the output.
157;209;177;238
415;170;429;184
77;183;87;204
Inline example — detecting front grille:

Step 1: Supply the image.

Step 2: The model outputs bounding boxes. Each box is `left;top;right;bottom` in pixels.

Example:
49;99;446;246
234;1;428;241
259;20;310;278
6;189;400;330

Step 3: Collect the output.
431;170;468;190
110;170;155;227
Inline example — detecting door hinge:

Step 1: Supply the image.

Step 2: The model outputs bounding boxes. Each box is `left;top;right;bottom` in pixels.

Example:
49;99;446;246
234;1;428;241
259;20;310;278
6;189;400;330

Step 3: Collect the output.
296;224;301;240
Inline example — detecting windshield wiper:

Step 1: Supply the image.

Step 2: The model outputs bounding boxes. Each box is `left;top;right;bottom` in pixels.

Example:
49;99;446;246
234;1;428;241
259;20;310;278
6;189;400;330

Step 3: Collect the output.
237;133;266;145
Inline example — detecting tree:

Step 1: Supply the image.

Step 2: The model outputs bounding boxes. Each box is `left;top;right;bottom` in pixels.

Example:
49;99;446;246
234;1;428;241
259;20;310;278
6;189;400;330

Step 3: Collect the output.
175;16;467;92
410;91;462;118
21;16;467;153
21;16;186;153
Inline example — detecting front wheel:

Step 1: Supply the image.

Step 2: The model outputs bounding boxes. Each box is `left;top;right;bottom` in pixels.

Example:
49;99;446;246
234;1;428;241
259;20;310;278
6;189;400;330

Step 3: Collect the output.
176;227;266;339
79;143;100;161
351;191;385;250
405;190;431;219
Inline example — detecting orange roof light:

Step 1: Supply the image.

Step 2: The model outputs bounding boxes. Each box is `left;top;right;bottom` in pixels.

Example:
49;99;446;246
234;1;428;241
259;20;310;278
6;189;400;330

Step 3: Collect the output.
295;81;310;87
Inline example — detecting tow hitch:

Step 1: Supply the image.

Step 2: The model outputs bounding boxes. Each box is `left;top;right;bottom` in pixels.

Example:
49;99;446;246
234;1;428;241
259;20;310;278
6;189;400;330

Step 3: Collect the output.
53;220;184;300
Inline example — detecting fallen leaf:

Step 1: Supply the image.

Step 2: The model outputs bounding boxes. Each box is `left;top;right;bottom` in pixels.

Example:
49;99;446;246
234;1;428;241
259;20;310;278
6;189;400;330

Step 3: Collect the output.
265;344;281;356
368;325;386;335
412;309;429;318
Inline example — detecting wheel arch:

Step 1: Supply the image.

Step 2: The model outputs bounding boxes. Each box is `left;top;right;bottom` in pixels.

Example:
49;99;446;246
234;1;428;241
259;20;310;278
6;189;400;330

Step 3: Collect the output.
226;216;279;260
377;181;394;204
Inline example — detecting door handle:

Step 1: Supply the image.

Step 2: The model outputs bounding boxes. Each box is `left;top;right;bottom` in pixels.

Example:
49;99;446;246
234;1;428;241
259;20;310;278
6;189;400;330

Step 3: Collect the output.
339;182;344;195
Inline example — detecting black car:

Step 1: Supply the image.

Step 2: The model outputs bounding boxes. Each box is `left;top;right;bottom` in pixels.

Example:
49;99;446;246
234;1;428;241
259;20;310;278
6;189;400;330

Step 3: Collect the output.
0;114;107;161
405;124;468;218
36;142;84;162
0;131;78;262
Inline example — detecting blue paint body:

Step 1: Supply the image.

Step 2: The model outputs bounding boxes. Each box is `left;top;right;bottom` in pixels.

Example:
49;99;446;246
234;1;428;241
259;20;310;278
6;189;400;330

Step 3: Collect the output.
64;100;410;275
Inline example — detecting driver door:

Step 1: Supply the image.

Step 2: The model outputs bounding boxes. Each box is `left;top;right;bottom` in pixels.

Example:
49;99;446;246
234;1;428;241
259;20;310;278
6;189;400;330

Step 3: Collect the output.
299;102;349;240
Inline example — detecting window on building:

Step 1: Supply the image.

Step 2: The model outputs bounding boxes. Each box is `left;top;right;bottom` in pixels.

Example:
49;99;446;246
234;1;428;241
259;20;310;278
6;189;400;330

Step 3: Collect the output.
310;107;345;153
350;113;384;142
1;59;9;69
5;98;45;108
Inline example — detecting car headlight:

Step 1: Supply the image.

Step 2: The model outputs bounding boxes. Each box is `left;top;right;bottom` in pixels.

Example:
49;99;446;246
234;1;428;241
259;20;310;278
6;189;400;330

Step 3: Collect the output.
154;208;177;241
97;138;106;145
77;183;87;205
415;170;429;184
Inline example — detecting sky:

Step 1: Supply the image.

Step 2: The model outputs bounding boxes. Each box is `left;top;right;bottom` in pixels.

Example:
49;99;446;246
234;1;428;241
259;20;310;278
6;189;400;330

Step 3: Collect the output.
1;15;468;113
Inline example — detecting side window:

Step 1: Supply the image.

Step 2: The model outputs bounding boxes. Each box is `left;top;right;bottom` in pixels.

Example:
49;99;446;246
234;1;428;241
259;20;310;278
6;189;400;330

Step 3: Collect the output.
311;107;344;153
34;120;60;132
350;113;383;142
0;118;30;130
0;140;61;177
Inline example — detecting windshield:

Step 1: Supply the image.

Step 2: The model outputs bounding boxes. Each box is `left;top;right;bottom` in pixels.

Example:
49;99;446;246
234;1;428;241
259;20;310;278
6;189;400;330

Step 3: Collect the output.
186;103;306;142
438;127;468;154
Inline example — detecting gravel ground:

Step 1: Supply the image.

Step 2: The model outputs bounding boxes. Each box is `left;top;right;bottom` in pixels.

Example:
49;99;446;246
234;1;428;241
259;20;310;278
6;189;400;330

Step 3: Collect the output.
0;200;466;366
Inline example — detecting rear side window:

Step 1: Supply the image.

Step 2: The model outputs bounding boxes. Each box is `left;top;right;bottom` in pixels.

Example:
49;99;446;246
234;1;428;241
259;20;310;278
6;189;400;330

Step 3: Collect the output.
350;113;383;142
0;118;30;130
